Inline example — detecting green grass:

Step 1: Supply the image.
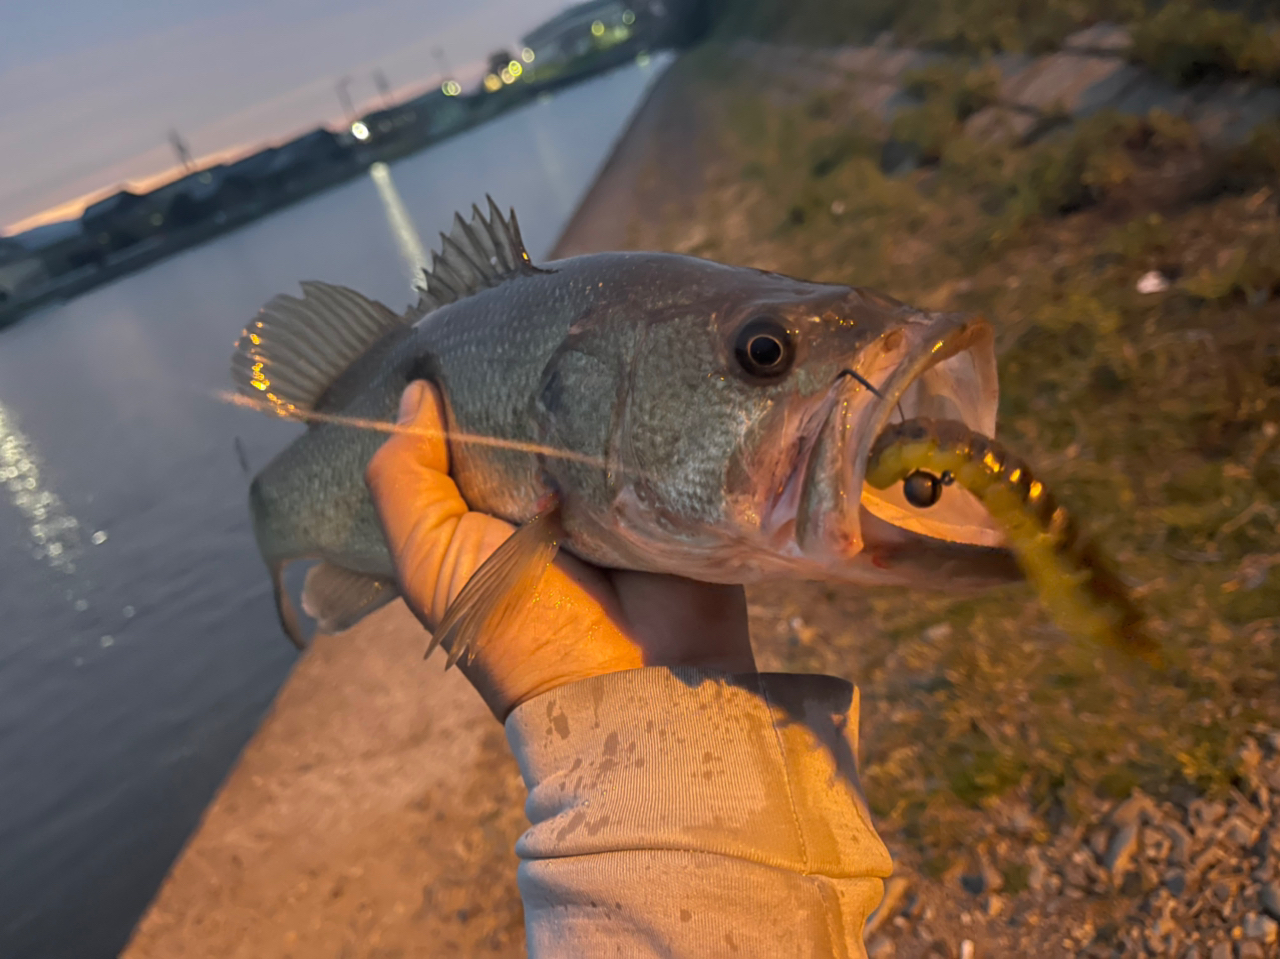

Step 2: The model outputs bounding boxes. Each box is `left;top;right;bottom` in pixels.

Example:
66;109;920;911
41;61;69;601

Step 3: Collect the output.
706;0;1280;86
1131;1;1280;85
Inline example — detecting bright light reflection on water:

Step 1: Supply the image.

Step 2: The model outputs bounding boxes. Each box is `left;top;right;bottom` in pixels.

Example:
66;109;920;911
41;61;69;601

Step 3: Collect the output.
369;161;431;287
0;401;84;574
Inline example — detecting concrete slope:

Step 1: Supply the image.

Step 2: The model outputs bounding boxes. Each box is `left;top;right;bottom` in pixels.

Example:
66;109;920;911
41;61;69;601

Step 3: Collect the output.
122;602;528;959
551;53;706;259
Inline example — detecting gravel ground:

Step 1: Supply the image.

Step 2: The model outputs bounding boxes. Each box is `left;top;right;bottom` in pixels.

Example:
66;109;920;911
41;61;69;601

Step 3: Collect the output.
860;735;1280;957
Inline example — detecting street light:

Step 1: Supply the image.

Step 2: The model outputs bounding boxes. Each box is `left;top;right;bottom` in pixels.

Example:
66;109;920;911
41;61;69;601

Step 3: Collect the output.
336;77;355;120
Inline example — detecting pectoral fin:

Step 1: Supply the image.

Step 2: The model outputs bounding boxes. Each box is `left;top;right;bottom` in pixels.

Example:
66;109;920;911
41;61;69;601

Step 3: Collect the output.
427;510;561;669
302;561;399;635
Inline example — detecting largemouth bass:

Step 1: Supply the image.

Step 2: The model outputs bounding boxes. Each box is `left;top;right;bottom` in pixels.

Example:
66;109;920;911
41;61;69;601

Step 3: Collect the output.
235;199;1022;651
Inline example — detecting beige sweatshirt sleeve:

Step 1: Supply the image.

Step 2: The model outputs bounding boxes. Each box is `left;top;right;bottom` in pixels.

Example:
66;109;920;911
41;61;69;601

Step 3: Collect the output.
503;667;894;958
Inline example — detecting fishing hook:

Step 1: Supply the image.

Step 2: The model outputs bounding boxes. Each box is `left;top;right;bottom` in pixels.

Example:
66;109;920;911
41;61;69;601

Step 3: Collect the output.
838;369;907;423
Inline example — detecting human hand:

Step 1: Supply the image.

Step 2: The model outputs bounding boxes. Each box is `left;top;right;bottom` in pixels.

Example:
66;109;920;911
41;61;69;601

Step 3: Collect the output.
365;381;756;720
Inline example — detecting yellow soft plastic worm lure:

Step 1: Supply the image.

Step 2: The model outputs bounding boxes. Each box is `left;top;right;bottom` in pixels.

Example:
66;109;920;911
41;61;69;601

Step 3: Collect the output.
866;419;1158;665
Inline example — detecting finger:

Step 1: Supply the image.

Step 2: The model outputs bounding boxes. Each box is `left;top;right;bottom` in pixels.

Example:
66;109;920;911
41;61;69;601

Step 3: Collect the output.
366;380;467;578
365;386;650;719
372;379;450;476
366;382;514;625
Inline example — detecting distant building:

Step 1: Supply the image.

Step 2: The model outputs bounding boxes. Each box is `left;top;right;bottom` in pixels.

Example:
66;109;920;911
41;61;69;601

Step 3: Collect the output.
355;101;423;144
165;166;229;227
82;190;145;228
424;92;469;137
0;237;27;265
81;169;227;251
170;167;227;204
82;190;158;252
169;130;354;230
10;220;97;276
0;240;48;302
259;129;353;195
272;128;348;171
394;88;469;138
521;0;662;66
4;220;82;257
214;151;276;212
487;50;517;76
344;88;470;152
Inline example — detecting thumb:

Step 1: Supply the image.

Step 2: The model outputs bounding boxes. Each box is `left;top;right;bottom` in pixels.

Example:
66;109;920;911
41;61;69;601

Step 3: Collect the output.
383;379;449;473
366;381;514;627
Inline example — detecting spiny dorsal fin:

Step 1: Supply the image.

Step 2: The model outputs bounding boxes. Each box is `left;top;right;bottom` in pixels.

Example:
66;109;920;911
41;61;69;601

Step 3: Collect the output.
232;281;407;414
415;196;541;314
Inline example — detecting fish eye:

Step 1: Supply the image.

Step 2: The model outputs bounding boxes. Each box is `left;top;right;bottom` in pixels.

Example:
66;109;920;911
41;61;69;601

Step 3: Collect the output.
734;316;794;380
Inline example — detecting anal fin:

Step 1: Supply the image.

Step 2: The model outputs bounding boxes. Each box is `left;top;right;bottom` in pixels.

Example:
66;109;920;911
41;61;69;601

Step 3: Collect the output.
271;561;307;650
303;561;400;635
428;510;561;669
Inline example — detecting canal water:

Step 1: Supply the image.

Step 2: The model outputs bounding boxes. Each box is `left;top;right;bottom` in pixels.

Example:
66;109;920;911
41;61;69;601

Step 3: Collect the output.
0;53;670;959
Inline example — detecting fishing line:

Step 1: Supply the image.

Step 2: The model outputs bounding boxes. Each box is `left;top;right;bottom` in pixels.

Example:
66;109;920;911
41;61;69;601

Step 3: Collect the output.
216;390;611;469
233;436;251;477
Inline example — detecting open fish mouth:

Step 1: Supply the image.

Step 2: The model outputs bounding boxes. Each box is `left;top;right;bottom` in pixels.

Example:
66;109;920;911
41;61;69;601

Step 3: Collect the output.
789;313;1019;585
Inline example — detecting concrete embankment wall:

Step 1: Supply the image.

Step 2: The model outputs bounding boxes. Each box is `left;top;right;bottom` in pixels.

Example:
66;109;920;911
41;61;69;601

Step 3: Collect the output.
121;604;530;958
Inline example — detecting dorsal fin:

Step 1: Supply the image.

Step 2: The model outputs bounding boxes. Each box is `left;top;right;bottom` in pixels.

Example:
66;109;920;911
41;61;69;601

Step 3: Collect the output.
231;281;407;414
415;196;542;313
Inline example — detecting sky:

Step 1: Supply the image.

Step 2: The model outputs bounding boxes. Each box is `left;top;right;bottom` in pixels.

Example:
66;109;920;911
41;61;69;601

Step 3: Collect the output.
0;0;572;233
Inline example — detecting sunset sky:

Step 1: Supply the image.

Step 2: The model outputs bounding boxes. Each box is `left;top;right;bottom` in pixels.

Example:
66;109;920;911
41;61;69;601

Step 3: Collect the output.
0;0;570;233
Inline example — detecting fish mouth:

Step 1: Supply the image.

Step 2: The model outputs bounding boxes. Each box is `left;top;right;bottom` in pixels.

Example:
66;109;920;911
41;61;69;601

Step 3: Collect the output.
791;313;1020;587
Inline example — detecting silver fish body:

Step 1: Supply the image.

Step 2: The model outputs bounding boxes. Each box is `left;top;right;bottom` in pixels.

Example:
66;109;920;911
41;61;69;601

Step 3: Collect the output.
236;204;1017;646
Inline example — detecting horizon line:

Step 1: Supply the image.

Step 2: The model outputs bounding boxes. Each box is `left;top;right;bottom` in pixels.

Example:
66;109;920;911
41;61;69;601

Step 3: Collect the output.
3;70;468;238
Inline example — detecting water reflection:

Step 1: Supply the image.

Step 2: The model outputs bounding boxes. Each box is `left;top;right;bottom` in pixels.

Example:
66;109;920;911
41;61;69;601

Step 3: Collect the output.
0;402;85;575
369;161;430;288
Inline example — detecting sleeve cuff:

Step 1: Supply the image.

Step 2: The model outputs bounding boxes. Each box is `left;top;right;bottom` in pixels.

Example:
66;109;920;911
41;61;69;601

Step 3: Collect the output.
504;666;892;881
